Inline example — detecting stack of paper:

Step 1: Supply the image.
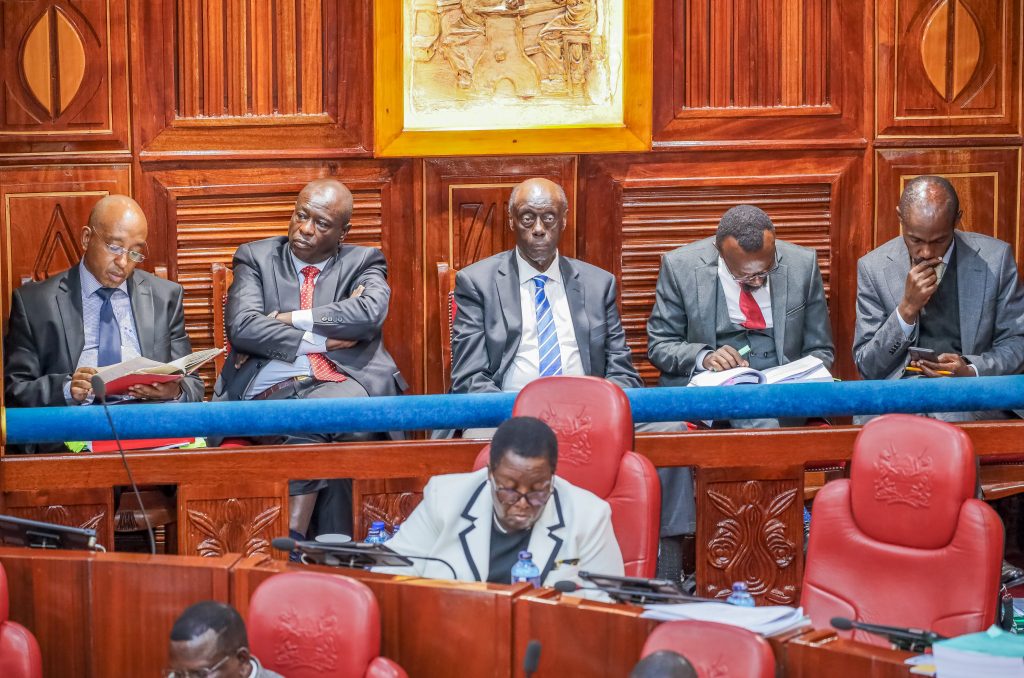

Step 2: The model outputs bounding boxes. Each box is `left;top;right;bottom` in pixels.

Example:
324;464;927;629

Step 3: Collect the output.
761;355;833;384
688;366;765;387
931;626;1024;677
641;602;809;636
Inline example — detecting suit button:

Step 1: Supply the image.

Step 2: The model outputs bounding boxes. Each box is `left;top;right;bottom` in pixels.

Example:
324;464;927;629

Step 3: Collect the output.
321;317;328;322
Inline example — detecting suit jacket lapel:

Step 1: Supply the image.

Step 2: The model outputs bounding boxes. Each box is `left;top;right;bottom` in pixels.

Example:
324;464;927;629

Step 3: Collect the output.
696;253;719;347
457;480;491;582
55;267;85;365
768;248;788;360
496;251;522;379
955;234;985;354
884;244;911;312
560;257;591;375
313;247;345;309
129;274;156;357
275;241;301;311
528;489;566;583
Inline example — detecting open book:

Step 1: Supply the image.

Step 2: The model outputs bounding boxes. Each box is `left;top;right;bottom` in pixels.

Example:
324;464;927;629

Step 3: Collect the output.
94;348;223;396
688;355;833;388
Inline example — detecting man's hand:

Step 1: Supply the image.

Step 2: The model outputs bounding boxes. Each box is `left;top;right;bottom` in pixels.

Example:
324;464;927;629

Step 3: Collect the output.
916;353;974;378
276;311;293;326
128;380;183;401
70;366;98;403
702;346;749;372
326;338;358;351
898;259;941;324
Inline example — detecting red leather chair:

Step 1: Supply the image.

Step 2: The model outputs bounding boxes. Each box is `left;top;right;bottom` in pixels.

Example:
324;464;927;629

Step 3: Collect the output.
0;564;42;678
801;414;1003;644
473;376;661;577
640;620;774;678
247;572;407;678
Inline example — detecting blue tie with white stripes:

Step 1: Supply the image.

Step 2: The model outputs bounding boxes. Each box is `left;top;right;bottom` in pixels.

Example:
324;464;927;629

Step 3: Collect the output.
533;275;563;377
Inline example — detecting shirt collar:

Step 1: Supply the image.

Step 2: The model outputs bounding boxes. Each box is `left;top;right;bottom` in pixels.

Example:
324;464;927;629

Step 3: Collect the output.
514;248;562;286
79;262;129;298
290;251;330;278
941;238;955;265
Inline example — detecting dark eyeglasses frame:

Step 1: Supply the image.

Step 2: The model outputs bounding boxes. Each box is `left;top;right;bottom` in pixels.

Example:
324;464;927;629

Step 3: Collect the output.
92;229;147;264
161;653;230;678
490;475;552;507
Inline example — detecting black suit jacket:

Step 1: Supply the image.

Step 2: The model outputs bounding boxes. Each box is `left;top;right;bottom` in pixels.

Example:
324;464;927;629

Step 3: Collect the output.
4;265;204;409
450;250;643;393
214;237;406;400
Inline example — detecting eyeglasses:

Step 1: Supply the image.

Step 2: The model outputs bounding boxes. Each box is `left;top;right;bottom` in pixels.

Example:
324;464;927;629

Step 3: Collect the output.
161;654;230;678
92;230;147;263
729;263;779;286
491;476;552;507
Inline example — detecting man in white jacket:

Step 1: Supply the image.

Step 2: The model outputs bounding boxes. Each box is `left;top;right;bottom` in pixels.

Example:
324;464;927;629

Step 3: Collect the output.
378;416;624;586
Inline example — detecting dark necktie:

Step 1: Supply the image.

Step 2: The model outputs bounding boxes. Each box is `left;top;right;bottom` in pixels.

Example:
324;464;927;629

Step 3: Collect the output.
95;287;122;367
299;266;347;382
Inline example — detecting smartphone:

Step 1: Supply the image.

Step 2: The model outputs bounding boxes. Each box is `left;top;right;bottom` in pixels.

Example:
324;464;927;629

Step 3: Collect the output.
909;346;939;363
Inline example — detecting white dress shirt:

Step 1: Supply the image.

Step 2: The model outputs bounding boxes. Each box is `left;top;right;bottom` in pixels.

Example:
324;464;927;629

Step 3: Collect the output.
244;254;334;398
694;258;774;372
501;250;584;392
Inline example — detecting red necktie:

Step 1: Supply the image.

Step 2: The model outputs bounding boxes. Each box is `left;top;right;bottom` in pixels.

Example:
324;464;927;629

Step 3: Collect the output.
300;266;347;383
739;285;767;330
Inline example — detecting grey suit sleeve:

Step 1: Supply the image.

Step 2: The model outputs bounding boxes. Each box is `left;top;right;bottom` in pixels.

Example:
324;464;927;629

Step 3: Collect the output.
964;246;1024;376
853;257;914;380
308;249;391;341
450;270;501;394
647;257;710;378
600;277;643;389
226;244;305;362
801;256;835;369
3;289;68;407
165;285;205;403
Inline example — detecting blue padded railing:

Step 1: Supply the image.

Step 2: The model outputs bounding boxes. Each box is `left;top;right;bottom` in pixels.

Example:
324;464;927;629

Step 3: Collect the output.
5;375;1024;445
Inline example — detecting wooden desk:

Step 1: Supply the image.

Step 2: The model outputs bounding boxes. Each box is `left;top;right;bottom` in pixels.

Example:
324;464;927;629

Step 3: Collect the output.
783;630;915;677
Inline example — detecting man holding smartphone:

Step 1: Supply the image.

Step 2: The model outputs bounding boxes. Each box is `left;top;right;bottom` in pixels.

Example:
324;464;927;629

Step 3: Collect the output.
853;175;1024;421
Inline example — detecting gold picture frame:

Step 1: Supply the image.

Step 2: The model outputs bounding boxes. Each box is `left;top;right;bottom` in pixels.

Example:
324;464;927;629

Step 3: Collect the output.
375;0;652;157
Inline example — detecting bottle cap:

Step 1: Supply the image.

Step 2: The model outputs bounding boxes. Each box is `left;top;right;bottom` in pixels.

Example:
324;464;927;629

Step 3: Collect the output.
518;550;533;560
371;521;386;530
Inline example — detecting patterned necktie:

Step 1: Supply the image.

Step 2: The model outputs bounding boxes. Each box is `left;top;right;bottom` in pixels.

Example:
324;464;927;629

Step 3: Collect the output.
95;287;122;367
739;285;767;330
533;275;563;377
299;266;347;383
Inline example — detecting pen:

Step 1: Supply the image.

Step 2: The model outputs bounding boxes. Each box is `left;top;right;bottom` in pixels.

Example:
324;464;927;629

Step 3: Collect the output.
738;345;751;357
904;366;953;376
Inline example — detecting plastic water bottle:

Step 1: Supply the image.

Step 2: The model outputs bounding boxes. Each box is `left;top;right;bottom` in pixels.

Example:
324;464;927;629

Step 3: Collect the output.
510;550;542;588
391;522;400;538
726;581;755;607
365;521;388;545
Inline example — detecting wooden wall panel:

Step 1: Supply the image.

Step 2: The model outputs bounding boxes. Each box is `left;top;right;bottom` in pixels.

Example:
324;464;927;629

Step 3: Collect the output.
0;0;131;157
580;151;868;382
421;156;577;394
131;0;370;158
0;164;131;321
877;0;1022;137
142;160;420;393
874;147;1022;247
178;482;288;562
653;0;869;144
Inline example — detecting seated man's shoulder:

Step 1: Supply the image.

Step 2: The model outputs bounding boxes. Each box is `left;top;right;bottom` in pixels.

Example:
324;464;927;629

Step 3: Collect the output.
859;235;904;269
775;238;819;263
133;268;185;296
959;229;1012;256
459;251;508;280
236;235;287;259
563;255;614;283
425;467;488;496
15;270;67;301
662;237;715;266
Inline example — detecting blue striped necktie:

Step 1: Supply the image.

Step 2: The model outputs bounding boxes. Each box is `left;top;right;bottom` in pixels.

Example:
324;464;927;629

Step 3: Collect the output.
95;287;122;367
533;275;563;377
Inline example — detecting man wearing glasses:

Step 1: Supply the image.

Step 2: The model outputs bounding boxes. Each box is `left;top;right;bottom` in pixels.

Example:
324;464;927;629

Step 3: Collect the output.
4;195;203;444
853;175;1024;422
647;204;834;414
376;416;624;586
165;601;282;678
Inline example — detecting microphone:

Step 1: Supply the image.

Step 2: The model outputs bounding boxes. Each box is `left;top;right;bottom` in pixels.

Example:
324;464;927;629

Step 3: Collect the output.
553;579;707;604
830;616;946;651
271;537;458;579
91;374;155;555
523;639;541;678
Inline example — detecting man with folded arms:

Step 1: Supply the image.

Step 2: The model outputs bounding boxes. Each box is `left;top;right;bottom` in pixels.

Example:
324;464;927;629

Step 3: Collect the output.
215;178;406;542
4;195;204;452
853;175;1024;422
377;416;623;586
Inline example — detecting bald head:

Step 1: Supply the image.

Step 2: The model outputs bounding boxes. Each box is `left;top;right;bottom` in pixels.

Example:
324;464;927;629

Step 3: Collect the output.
81;194;148;287
288;178;354;263
896;175;961;264
509;178;568;216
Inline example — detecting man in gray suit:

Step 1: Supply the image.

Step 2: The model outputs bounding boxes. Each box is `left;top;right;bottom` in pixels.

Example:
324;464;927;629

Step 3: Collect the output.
853;175;1024;421
214;178;406;540
647;204;835;408
450;177;643;400
4;195;204;452
647;205;834;540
